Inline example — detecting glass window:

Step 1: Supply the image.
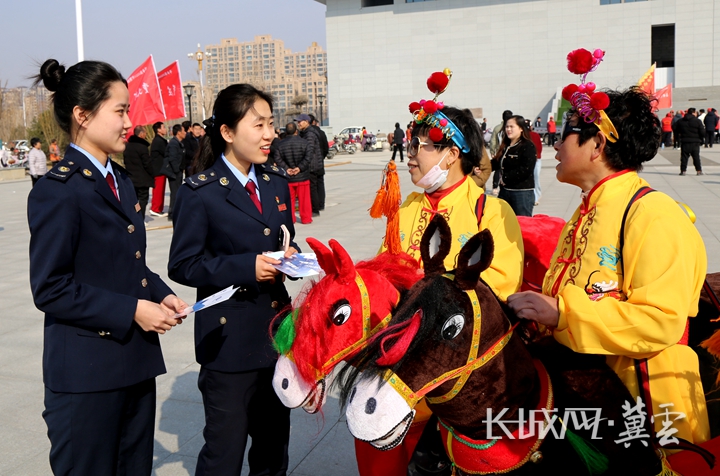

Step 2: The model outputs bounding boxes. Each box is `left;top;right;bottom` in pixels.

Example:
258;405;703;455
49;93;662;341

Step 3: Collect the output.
362;0;392;5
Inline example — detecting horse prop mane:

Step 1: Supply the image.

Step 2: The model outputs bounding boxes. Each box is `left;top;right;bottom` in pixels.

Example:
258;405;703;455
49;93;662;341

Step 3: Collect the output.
340;215;665;476
272;237;422;413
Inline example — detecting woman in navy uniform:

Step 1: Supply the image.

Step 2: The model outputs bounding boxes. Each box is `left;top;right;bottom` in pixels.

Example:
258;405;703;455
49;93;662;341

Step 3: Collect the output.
27;59;187;475
168;84;298;476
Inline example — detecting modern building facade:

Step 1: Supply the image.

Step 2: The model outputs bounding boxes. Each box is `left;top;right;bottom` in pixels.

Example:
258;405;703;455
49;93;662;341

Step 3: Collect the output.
315;0;720;133
204;35;328;123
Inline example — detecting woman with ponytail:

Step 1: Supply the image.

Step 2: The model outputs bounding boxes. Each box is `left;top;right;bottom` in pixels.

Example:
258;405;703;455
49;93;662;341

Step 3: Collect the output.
27;59;187;475
168;84;298;476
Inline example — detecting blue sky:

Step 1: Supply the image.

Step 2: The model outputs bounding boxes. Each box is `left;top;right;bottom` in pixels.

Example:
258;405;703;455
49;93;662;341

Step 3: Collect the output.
2;0;326;88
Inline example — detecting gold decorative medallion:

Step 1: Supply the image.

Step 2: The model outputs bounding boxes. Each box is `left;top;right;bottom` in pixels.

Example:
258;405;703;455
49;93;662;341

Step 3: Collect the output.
198;174;207;181
58;166;70;172
262;174;270;181
82;169;92;177
220;177;229;186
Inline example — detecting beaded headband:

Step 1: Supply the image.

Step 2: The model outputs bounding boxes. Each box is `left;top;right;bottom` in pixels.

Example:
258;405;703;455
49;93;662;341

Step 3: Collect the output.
408;69;470;153
561;49;619;143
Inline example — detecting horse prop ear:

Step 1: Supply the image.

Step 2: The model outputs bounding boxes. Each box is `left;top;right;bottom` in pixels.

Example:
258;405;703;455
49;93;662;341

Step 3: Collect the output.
307;237;337;276
328;239;356;283
455;229;494;290
420;215;452;275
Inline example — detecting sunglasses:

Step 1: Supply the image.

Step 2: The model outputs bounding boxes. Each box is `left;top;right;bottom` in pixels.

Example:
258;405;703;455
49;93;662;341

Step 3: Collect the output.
560;121;584;142
408;136;450;157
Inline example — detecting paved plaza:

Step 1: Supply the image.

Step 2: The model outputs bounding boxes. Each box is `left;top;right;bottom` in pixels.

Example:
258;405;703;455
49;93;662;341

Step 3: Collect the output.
1;145;720;475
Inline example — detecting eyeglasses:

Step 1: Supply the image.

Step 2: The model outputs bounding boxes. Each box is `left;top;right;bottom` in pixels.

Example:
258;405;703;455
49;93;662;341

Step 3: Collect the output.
408;136;443;157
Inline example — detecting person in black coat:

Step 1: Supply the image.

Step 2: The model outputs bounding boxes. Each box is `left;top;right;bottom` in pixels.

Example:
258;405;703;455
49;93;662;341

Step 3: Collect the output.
149;122;169;216
182;121;202;175
296;113;325;216
275;121;313;224
674;107;706;175
168;84;298;476
164;124;186;219
391;121;405;162
704;108;719;148
491;115;536;216
28;58;186;476
124;125;155;217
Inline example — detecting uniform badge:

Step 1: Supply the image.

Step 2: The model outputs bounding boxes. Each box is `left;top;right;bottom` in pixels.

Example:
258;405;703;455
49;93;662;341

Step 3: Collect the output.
82;169;92;177
271;165;279;172
135;202;141;212
67;161;74;165
198;174;207;181
275;196;280;203
278;203;287;211
262;174;270;182
210;172;215;176
58;166;70;172
220;177;229;186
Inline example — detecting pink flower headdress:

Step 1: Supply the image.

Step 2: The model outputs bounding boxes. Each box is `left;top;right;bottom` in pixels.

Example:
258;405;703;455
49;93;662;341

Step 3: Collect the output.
561;49;619;143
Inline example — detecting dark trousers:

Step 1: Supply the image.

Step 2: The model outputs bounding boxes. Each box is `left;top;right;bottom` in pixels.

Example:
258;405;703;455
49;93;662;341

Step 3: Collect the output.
498;188;535;217
391;144;404;162
195;366;290;476
167;176;181;217
43;379;156;476
548;132;557;147
662;131;672;147
707;131;715;147
134;186;149;217
31;175;41;187
309;173;325;212
491;169;501;189
680;143;702;172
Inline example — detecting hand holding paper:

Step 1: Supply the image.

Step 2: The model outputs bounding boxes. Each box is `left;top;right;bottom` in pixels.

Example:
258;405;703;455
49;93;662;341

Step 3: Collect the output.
175;285;239;318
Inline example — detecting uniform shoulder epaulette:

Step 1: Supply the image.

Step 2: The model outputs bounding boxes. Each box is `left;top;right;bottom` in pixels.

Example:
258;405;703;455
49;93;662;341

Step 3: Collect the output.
185;170;219;189
258;163;288;180
45;159;81;182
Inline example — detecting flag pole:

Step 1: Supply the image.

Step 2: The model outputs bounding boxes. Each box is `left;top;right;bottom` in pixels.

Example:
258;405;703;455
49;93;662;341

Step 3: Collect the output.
75;0;84;62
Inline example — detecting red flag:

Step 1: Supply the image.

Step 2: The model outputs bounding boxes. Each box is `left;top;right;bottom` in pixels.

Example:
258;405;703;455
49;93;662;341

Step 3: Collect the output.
127;55;165;128
157;61;186;121
654;83;672;110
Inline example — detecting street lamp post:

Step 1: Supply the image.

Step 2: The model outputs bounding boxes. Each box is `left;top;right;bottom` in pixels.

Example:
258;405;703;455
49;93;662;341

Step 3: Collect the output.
188;44;212;121
184;84;195;125
317;94;325;126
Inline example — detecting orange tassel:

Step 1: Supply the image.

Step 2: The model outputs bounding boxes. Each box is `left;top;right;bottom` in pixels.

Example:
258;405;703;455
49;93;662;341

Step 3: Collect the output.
369;161;403;254
700;329;720;384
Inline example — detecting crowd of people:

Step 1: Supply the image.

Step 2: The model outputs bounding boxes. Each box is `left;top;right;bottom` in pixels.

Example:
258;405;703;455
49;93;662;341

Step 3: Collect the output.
662;107;719;175
20;51;716;476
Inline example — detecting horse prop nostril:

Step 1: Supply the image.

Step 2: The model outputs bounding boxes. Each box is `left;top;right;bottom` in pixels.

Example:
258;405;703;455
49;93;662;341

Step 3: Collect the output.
281;378;289;390
365;397;377;414
349;387;356;404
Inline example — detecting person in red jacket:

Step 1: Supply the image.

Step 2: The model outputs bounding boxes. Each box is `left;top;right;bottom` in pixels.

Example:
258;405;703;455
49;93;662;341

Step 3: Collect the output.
547;116;556;146
661;111;673;149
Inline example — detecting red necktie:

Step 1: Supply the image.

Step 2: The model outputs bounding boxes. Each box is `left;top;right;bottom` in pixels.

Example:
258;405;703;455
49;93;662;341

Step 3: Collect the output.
106;173;119;201
245;180;262;213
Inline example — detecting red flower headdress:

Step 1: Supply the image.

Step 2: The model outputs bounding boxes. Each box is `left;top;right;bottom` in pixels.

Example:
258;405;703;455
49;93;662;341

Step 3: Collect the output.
408;69;470;152
562;49;619;143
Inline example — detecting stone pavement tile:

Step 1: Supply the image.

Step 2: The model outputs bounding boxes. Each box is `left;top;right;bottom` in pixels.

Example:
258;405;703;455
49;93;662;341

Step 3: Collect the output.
152;453;198;476
290;421;359;476
156;366;203;404
0;427;50;475
0;377;46;434
154;397;205;454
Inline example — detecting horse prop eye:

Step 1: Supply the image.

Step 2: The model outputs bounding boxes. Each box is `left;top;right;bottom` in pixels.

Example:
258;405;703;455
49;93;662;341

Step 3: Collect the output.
332;304;352;326
441;314;465;340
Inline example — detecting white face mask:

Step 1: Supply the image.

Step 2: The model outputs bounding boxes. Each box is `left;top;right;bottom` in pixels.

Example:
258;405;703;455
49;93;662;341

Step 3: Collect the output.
416;151;450;193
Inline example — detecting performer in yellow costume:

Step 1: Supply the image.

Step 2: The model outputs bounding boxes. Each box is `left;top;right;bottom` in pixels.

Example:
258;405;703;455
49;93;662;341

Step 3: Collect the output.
367;70;524;476
508;49;709;445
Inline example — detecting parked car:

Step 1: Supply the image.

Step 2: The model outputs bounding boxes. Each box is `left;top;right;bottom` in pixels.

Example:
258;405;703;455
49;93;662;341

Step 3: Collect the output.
337;127;363;141
13;140;30;153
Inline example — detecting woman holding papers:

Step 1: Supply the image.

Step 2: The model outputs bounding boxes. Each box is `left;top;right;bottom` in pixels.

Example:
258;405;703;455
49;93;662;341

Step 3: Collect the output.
168;84;298;476
27;58;187;475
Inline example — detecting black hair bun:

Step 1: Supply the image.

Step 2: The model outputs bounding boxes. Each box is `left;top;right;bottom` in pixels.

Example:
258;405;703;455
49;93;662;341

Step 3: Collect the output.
40;59;65;92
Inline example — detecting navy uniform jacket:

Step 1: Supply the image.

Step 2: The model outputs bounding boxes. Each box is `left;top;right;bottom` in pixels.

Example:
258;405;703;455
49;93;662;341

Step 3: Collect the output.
28;147;173;393
168;159;298;372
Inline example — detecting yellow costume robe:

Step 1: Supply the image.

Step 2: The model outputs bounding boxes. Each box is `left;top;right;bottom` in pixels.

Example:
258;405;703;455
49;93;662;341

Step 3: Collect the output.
382;177;524;301
543;170;710;444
